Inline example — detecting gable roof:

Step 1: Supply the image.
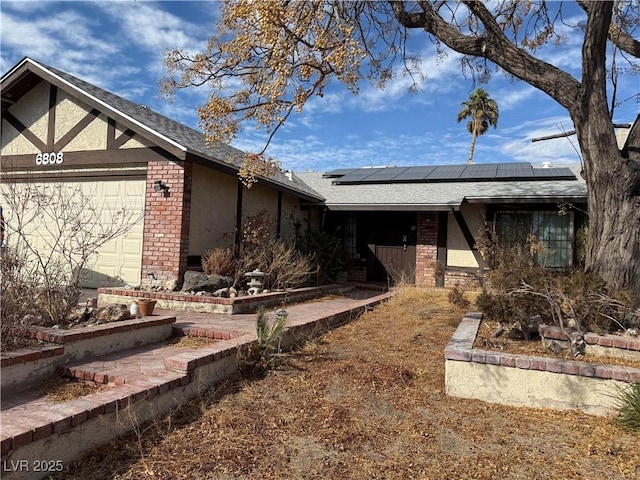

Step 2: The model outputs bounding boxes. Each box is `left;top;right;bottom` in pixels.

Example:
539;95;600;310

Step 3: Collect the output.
1;57;323;202
296;163;586;211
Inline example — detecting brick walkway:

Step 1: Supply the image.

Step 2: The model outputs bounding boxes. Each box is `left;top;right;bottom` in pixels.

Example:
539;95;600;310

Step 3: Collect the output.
0;288;394;469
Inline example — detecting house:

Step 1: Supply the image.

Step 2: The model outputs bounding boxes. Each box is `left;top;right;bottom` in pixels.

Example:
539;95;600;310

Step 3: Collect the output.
0;57;324;289
297;163;587;287
1;57;591;291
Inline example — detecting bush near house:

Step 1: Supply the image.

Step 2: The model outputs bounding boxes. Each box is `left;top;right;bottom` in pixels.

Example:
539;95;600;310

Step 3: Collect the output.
475;230;638;349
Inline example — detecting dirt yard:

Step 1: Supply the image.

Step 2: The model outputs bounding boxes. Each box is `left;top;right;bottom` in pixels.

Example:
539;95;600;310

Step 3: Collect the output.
55;288;639;479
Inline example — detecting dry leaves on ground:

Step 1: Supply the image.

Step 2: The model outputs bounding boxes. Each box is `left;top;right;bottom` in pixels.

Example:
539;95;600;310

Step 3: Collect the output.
55;288;639;479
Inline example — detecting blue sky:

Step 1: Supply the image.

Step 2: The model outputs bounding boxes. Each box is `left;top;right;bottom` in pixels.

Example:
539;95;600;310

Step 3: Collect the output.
1;1;638;173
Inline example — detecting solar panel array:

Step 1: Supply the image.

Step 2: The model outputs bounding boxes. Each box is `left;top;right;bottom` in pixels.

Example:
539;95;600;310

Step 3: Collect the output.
324;162;576;185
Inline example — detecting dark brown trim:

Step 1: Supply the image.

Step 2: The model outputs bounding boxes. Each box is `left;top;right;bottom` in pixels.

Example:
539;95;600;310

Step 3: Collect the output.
0;146;177;171
3;111;47;151
452;210;486;269
235;181;243;257
436;211;448;287
112;128;137;150
3;63;187;160
2;170;146;182
276;191;283;238
107;118;116;149
54;108;101;151
47;85;57;150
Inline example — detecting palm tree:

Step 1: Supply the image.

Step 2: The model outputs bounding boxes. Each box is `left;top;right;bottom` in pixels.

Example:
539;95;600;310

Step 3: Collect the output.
457;88;499;164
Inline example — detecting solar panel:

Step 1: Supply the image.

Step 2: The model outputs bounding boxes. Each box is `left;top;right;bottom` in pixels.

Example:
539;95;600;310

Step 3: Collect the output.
333;168;384;184
324;163;578;185
323;169;357;178
356;167;409;182
496;163;534;178
532;167;576;180
393;166;436;181
459;163;499;180
426;165;466;180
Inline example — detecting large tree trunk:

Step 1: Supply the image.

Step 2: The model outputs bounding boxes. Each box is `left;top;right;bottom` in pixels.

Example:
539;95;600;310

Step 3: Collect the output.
573;107;640;296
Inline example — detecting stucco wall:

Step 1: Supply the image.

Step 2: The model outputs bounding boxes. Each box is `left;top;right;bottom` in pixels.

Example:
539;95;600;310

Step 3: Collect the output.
447;204;485;268
1;81;49;156
187;164;238;255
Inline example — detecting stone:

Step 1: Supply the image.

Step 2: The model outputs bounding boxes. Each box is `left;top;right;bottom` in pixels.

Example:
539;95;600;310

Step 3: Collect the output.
181;271;232;292
92;304;132;323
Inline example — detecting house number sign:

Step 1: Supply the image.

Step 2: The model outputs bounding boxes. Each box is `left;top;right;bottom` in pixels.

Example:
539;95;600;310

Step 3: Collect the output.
35;152;64;165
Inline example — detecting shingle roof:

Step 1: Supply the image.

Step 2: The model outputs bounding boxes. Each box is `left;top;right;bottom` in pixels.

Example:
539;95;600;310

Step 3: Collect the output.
296;164;586;211
2;57;323;202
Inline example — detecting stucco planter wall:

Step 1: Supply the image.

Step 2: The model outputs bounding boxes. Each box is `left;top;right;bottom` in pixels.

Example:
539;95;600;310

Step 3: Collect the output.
444;313;640;416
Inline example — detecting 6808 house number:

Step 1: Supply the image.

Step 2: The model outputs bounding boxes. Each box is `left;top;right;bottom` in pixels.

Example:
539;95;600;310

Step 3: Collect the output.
35;152;64;165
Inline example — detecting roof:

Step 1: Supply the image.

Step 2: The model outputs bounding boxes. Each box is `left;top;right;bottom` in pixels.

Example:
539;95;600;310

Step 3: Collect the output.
1;57;323;203
296;163;587;211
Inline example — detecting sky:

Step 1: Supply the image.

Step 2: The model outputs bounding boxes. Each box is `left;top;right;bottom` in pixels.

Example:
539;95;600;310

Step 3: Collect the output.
1;0;638;173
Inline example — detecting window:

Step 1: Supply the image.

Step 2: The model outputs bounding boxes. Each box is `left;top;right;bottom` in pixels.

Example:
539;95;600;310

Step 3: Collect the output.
344;213;357;257
494;210;573;267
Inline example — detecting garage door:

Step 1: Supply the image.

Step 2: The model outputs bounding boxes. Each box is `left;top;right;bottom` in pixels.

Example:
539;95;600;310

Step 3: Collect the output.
1;177;145;288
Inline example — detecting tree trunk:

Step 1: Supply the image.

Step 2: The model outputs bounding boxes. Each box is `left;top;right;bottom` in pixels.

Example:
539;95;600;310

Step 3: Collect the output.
573;115;640;296
467;129;477;164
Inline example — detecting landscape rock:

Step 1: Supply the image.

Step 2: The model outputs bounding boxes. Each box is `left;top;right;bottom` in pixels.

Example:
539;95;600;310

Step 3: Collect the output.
181;271;232;293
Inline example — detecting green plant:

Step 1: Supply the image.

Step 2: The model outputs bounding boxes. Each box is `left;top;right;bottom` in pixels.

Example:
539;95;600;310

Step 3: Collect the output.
615;383;640;432
238;308;288;376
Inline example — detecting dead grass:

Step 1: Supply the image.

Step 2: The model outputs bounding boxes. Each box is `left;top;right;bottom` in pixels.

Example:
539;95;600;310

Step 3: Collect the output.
476;319;640;369
39;376;99;402
55;288;639;479
164;336;219;348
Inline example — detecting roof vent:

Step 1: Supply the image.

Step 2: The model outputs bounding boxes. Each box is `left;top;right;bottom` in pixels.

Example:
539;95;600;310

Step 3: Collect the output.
140;104;148;109
286;170;293;181
541;161;551;168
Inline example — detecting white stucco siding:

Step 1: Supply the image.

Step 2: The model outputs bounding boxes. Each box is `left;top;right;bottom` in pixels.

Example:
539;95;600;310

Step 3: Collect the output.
447;204;486;268
1;81;50;156
188;164;238;255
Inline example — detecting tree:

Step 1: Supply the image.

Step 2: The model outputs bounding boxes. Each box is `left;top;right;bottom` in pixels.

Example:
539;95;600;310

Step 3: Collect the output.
457;88;499;164
163;1;640;296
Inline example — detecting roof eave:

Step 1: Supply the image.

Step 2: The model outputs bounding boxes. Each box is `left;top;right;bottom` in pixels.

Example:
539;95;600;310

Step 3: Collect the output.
7;58;188;160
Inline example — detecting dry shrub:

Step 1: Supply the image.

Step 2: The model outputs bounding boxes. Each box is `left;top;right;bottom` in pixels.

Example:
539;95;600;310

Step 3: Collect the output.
201;248;236;276
0;248;43;352
239;238;315;290
447;282;470;310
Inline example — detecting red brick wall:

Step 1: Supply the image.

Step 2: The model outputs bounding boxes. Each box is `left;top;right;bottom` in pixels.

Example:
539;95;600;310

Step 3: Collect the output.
141;160;192;289
415;212;439;287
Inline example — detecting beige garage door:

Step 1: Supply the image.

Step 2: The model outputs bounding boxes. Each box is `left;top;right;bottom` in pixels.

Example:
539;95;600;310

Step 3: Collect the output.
80;178;146;287
1;177;145;288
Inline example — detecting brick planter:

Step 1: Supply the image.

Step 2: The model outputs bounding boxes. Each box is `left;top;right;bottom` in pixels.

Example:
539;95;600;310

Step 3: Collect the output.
444;313;640;416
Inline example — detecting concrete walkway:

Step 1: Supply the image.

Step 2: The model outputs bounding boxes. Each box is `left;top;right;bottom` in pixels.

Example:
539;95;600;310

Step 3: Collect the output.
0;288;394;480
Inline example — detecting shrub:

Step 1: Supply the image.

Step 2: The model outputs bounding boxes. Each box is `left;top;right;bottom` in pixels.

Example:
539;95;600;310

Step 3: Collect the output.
615;383;640;432
447;282;470;310
238;308;288;376
202;248;236;276
236;238;315;291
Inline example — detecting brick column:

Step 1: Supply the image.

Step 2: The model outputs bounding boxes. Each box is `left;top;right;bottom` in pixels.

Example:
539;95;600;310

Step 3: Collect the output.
140;160;192;289
415;212;439;287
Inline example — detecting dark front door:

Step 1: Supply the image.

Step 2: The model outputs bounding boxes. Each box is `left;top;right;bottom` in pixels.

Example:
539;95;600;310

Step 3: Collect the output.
370;244;416;284
363;212;417;284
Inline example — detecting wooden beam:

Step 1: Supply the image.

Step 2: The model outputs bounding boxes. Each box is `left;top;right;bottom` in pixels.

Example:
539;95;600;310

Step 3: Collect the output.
3;111;47;152
452;210;485;269
47;85;57;150
54;109;101;151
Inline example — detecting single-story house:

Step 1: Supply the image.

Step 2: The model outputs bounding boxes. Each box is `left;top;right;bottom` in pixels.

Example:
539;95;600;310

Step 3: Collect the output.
1;57;593;290
0;57;324;289
297;163;587;287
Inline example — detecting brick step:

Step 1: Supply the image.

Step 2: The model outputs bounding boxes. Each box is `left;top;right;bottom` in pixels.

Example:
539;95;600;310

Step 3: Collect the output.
172;324;238;340
57;336;243;385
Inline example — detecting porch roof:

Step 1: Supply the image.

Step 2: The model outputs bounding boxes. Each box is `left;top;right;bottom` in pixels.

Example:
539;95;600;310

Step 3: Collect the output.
295;164;587;211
